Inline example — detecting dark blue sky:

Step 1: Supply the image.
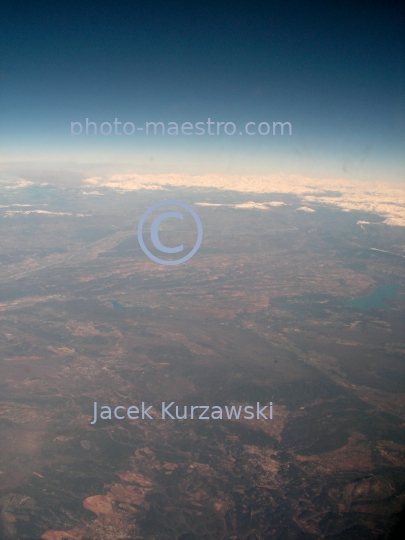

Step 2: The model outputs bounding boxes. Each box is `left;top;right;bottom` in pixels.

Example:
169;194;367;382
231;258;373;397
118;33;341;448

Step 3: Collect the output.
1;0;404;180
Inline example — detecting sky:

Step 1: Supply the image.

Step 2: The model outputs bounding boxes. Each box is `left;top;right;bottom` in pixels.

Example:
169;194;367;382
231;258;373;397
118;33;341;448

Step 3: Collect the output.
1;0;404;182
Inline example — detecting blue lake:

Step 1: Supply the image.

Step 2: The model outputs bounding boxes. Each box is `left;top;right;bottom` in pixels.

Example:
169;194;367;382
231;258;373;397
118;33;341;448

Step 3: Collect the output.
347;284;402;310
111;301;150;313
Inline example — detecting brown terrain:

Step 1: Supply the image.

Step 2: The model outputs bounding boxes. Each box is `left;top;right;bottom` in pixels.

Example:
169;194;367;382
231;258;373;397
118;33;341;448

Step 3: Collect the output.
0;186;404;539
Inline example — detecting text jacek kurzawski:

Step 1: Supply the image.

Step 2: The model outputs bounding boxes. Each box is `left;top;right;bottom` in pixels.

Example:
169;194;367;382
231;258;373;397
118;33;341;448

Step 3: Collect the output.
90;402;273;424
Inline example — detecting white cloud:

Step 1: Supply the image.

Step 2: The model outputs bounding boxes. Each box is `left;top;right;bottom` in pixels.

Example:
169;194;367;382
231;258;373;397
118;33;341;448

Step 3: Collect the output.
382;217;405;226
0;204;33;208
267;201;286;206
3;180;34;189
5;210;73;216
195;201;287;210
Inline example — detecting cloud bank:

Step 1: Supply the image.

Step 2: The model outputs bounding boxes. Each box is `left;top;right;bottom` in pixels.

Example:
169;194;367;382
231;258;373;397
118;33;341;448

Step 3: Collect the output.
84;173;405;226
